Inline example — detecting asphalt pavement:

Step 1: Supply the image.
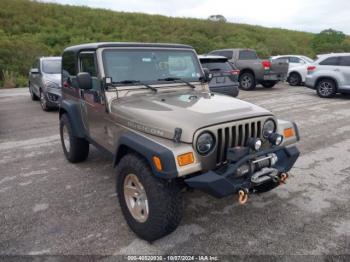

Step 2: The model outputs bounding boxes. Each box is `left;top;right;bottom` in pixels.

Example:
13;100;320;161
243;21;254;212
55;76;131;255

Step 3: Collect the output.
0;84;349;258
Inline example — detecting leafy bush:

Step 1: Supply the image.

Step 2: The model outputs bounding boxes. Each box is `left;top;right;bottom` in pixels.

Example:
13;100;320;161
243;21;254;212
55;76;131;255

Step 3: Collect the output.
0;0;348;86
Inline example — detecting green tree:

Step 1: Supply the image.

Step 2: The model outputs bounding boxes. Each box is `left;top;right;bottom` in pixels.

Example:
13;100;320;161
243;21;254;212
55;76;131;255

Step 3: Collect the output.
311;29;346;54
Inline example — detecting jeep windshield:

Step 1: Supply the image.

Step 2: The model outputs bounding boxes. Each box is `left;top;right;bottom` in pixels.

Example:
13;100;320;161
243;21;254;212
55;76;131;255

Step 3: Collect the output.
103;49;203;86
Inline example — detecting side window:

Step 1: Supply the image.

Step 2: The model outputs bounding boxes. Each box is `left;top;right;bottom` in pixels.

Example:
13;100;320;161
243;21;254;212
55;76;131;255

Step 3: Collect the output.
219;51;233;59
79;53;98;77
319;57;340;66
62;51;77;88
289;57;301;63
339;56;350;66
79;52;100;91
239;50;257;60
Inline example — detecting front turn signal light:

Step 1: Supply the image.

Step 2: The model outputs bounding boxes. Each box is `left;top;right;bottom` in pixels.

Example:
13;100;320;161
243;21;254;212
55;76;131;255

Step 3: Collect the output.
177;152;194;167
152;156;163;171
283;127;295;138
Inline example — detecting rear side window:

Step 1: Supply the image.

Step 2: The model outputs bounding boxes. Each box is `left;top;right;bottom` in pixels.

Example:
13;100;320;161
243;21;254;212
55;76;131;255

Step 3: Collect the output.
319;57;339;66
79;53;97;77
289;57;302;63
210;51;233;59
339;56;350;66
239;50;257;60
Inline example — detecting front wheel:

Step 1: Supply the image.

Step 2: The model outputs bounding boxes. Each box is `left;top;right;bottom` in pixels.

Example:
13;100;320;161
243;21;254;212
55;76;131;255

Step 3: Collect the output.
117;154;183;241
261;81;277;88
39;90;50;111
29;83;39;101
316;79;336;98
60;114;89;163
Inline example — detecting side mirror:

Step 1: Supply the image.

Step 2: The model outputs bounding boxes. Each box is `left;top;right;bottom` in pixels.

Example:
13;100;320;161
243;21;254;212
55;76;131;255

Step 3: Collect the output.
30;68;39;74
203;68;213;82
77;72;92;90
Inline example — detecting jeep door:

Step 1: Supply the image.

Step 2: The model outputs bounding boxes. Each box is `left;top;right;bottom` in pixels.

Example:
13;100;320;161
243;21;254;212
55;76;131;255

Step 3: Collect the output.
78;52;110;150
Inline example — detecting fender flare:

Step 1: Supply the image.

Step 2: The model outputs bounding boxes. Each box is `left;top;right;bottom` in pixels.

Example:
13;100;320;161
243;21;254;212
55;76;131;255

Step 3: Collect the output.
59;99;86;138
114;132;178;179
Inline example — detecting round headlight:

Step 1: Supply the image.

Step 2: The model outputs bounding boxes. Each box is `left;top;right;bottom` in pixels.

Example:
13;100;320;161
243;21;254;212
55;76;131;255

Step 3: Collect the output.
196;132;215;155
248;138;262;151
263;119;276;138
268;133;284;146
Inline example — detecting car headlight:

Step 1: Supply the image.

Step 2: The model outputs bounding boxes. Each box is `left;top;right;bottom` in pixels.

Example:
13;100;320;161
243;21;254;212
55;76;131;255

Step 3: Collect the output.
263;119;276;138
44;80;60;89
196;132;215;155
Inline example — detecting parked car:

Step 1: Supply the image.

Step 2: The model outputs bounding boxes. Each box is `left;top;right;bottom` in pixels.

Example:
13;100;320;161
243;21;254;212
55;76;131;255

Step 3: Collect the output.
271;55;314;86
59;42;300;241
209;49;289;90
198;55;239;97
305;53;350;98
28;56;62;111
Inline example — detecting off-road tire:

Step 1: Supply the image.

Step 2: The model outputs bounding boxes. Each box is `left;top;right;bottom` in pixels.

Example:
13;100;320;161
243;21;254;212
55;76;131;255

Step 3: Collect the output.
288;72;302;86
60;114;89;163
239;72;256;90
29;82;39;101
232;87;239;97
316;79;336;98
117;154;183;242
261;81;277;88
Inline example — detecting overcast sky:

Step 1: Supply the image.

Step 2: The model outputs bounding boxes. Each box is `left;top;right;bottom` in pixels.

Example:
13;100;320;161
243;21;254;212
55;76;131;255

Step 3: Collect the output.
42;0;350;34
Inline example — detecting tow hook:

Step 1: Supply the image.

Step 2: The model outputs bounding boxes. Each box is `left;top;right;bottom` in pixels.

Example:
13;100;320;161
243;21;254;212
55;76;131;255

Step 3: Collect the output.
238;188;249;204
280;173;289;184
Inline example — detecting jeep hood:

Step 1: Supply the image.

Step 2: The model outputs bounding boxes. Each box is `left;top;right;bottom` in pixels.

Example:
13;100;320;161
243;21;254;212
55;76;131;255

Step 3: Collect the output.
110;91;273;143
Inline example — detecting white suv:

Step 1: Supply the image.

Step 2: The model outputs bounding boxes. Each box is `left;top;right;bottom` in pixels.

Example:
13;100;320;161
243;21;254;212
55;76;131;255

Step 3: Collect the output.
305;53;350;98
272;55;314;86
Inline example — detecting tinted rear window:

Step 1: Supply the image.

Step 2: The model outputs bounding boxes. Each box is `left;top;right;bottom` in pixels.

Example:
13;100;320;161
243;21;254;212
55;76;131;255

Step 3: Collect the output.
239;50;257;60
319;57;339;66
201;60;232;71
339;56;350;66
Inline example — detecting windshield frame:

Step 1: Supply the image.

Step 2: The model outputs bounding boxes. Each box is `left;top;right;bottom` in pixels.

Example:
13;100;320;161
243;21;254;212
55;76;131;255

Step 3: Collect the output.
100;47;204;86
41;59;62;74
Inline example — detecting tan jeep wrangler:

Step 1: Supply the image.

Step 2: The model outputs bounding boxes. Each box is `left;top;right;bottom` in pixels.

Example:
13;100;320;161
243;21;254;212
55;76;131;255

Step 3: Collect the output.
59;42;300;241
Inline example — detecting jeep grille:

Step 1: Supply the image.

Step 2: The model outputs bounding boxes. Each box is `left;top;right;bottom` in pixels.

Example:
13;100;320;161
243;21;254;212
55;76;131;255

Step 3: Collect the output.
214;118;267;165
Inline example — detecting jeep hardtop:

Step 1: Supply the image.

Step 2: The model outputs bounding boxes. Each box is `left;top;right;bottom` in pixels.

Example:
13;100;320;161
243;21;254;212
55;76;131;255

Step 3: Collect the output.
59;42;300;241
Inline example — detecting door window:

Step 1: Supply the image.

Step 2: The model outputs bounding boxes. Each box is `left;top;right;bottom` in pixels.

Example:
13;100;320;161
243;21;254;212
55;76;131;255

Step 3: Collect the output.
319;57;340;66
339;56;350;66
239;50;257;60
289;57;302;63
80;53;98;77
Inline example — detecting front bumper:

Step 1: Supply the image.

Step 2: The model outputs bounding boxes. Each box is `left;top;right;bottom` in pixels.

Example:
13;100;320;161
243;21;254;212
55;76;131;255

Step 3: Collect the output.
46;87;62;106
185;146;299;198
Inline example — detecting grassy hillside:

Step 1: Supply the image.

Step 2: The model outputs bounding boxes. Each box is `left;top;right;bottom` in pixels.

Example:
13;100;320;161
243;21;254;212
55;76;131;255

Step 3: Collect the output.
0;0;318;87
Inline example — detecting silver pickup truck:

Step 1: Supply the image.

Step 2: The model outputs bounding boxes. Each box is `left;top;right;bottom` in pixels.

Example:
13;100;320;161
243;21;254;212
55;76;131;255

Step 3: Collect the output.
209;49;289;90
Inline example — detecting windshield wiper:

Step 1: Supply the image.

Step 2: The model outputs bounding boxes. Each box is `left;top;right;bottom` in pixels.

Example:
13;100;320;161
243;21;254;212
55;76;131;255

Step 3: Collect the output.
113;80;157;92
157;77;196;89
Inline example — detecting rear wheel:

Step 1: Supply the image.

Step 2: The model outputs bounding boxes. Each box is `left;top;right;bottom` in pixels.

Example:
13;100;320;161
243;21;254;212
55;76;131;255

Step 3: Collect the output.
288;72;302;86
60;114;89;163
117;154;183;242
239;72;256;90
261;81;277;88
316;79;336;98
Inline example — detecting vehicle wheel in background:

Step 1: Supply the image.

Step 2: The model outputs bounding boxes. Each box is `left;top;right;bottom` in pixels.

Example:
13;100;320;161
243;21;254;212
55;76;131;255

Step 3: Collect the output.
29;82;39;101
316;79;336;98
117;154;183;242
261;81;277;88
232;87;239;97
60;114;89;163
239;72;256;90
39;90;50;111
288;72;302;86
